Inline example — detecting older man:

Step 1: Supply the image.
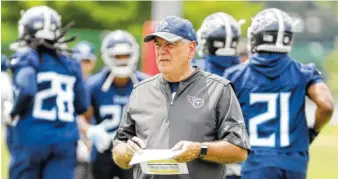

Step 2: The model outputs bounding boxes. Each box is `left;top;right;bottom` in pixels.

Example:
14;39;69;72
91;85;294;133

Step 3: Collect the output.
112;16;250;179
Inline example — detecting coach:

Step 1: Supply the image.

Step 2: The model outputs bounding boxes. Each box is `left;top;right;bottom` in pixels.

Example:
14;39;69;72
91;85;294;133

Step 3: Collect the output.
112;16;250;179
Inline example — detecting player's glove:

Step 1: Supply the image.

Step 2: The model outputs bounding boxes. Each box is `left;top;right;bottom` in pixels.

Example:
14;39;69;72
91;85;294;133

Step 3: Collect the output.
86;125;111;153
2;101;19;127
76;140;91;163
308;128;319;144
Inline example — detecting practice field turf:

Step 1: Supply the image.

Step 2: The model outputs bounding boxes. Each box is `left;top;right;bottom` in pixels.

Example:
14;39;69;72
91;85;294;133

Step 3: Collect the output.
1;125;337;179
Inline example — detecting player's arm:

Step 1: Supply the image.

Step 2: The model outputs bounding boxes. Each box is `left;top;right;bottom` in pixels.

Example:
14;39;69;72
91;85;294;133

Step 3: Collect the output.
304;64;335;143
307;82;334;134
77;106;94;134
73;65;112;153
10;66;37;118
172;84;250;164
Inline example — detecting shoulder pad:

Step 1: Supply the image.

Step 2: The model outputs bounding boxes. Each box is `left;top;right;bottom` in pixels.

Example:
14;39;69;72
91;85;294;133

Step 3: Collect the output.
133;74;160;89
135;71;151;81
86;69;108;88
223;63;248;81
10;48;39;72
201;71;231;86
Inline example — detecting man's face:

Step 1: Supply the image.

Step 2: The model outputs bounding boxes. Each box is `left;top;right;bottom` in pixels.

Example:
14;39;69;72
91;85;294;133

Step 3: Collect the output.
80;59;95;78
154;37;195;74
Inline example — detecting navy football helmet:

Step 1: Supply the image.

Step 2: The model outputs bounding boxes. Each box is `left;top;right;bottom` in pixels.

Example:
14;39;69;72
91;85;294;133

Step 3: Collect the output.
101;30;140;78
12;5;76;51
72;41;97;62
248;8;297;53
197;12;245;57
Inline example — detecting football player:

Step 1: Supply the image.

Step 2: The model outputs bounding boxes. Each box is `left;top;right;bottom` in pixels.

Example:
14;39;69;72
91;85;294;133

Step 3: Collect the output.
77;30;149;179
72;41;97;179
196;12;245;76
224;8;335;179
5;5;89;179
196;12;245;179
72;41;97;80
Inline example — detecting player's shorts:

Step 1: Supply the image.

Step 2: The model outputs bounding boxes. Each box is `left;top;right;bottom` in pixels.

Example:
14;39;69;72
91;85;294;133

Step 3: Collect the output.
91;150;133;179
9;141;77;179
242;167;306;179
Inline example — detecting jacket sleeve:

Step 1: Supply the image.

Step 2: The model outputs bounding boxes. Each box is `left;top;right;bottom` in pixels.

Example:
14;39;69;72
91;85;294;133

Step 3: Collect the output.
215;84;251;150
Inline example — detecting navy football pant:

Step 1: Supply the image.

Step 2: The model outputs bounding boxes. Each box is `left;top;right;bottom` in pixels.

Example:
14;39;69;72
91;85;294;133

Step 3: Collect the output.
226;176;241;179
242;167;305;179
9;141;77;179
91;150;133;179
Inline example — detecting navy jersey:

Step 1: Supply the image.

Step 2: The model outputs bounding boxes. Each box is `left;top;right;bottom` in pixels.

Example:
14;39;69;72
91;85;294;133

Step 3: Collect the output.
87;68;148;143
10;48;89;146
224;53;322;174
191;58;205;70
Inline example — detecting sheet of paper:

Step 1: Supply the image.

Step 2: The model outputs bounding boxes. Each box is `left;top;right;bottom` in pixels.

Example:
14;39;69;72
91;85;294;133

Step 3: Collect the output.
129;149;178;165
129;149;189;175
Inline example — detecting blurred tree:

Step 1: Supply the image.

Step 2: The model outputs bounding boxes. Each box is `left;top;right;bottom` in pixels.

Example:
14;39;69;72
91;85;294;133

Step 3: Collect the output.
1;1;264;74
323;48;338;98
183;1;264;34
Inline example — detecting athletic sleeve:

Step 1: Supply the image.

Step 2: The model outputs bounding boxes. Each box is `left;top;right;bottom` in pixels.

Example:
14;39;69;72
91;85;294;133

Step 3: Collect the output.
215;84;251;150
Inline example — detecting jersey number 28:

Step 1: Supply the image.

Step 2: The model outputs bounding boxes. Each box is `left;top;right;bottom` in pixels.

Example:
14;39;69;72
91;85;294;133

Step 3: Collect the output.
33;72;76;122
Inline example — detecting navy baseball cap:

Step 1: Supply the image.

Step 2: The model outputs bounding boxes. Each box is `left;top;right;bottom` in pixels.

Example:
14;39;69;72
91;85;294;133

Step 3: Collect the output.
144;16;197;43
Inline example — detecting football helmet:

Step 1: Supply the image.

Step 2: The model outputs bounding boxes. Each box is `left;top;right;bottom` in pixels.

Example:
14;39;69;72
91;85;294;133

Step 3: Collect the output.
72;41;96;61
197;12;245;57
12;5;76;50
101;30;139;77
248;8;297;53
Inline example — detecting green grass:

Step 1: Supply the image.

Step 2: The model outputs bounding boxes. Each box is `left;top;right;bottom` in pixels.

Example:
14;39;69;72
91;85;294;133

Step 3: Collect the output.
307;125;338;179
1;125;338;179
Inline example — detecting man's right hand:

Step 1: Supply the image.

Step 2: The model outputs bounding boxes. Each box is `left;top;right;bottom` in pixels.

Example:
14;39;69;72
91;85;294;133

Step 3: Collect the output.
86;125;111;153
112;137;146;169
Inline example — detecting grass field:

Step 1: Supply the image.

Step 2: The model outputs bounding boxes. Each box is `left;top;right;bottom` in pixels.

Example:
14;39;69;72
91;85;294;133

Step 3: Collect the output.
1;125;337;179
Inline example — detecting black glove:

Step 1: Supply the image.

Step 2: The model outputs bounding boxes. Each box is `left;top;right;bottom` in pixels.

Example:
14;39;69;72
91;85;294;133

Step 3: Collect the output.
308;128;319;144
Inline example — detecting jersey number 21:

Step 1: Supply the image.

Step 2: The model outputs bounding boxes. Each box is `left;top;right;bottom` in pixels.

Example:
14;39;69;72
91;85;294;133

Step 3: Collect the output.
249;92;291;147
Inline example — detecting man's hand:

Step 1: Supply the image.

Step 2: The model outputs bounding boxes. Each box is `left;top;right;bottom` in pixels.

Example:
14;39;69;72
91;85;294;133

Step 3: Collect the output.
127;136;146;154
86;125;111;153
112;137;146;169
171;140;201;163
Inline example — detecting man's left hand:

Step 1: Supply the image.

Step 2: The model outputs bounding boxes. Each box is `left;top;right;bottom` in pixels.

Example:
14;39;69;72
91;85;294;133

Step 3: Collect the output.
171;141;201;163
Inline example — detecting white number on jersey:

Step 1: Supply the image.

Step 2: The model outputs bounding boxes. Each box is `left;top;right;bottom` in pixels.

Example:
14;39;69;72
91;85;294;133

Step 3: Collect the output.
249;92;291;147
99;105;126;139
33;72;76;122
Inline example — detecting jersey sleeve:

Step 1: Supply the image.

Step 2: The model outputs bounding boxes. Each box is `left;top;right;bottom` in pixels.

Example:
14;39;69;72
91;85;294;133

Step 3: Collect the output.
9;50;39;116
301;63;323;90
215;84;251;150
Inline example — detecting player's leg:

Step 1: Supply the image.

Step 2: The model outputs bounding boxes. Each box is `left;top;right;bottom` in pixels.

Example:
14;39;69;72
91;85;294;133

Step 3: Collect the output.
91;152;114;179
226;176;241;179
42;141;77;179
76;162;94;179
242;167;283;179
110;158;130;179
9;144;48;179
